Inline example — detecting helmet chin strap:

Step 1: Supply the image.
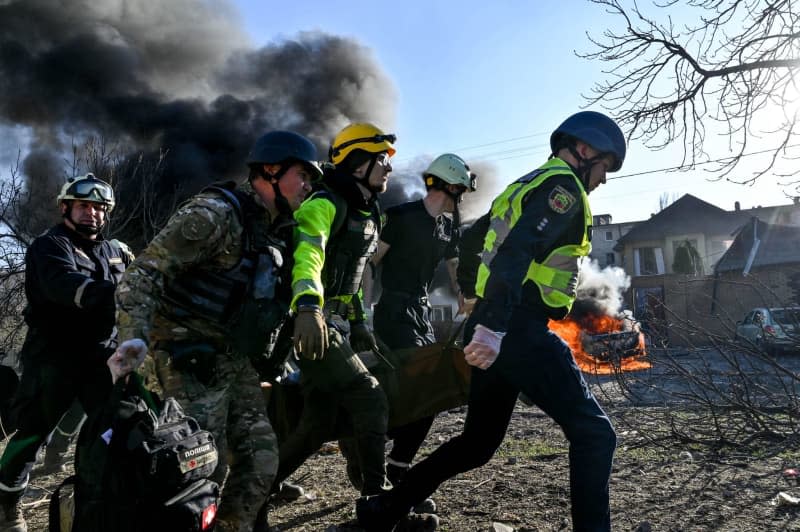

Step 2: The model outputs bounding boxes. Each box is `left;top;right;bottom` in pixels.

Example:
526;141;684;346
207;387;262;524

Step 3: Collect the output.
360;159;382;199
567;146;602;192
63;203;103;236
267;164;293;216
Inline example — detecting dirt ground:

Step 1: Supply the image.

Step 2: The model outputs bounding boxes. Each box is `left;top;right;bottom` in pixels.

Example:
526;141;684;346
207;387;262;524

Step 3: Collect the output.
8;348;800;531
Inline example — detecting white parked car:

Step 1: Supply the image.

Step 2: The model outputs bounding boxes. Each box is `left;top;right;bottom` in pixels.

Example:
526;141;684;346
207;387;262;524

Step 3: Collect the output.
735;307;800;355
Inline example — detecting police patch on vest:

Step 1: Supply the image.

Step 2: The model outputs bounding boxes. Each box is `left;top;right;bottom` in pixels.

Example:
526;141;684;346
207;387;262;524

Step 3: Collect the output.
547;186;576;214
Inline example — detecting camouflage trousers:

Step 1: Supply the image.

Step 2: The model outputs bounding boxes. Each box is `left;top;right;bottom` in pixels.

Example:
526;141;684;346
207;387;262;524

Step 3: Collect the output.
147;347;278;532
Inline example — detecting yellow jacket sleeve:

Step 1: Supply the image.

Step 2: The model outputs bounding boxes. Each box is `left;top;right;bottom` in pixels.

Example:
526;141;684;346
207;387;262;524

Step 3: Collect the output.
291;195;337;310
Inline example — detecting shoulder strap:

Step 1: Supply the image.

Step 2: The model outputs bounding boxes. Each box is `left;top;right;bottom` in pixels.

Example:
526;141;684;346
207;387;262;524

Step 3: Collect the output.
108;239;135;261
318;185;349;239
374;199;384;235
202;182;243;223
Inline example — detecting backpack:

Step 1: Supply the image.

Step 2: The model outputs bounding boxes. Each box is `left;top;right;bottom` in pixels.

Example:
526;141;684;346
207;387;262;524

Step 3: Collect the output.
49;377;220;532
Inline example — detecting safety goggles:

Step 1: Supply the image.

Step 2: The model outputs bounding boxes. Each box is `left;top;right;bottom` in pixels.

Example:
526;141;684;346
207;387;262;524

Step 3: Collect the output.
67;180;114;203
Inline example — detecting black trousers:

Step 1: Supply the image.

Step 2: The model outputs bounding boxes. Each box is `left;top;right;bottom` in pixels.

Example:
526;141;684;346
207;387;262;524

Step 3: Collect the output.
0;338;111;488
391;307;617;532
374;292;436;349
374;292;437;467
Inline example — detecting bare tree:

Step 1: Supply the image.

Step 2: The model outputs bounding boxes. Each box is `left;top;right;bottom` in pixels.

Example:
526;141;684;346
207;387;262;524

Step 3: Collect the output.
581;0;800;189
0;159;44;366
592;275;800;455
0;138;181;367
657;191;679;212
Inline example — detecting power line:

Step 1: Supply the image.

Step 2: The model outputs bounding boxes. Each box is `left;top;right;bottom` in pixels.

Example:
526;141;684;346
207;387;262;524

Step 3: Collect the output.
605;144;800;180
393;128;800;181
391;131;550;163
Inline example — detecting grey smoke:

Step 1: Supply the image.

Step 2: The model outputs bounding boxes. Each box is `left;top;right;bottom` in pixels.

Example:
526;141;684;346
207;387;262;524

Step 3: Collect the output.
381;156;428;209
459;159;501;222
572;259;631;320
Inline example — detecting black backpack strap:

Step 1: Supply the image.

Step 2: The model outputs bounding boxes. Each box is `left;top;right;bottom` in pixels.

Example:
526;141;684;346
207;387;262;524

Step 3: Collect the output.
49;474;76;532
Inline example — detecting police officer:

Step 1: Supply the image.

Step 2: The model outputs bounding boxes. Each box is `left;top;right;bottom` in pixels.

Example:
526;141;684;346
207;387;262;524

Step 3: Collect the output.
115;130;321;532
370;154;474;491
270;123;395;498
357;111;625;532
0;174;131;532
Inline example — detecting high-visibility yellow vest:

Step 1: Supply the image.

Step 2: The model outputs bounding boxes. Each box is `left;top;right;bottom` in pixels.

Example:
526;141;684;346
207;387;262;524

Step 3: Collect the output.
475;158;592;312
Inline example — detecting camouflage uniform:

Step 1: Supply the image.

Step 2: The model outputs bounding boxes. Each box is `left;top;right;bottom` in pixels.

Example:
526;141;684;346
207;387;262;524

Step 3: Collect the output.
117;181;286;532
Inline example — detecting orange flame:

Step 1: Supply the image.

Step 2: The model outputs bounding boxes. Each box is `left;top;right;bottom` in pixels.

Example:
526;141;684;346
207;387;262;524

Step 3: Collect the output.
548;315;651;375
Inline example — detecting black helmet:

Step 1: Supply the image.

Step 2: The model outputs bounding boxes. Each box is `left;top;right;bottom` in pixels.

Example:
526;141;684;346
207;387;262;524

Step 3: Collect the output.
247;130;322;180
550;111;626;172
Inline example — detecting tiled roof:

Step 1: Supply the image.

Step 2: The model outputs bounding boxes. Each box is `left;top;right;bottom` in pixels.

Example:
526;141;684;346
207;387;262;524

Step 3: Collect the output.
617;194;750;244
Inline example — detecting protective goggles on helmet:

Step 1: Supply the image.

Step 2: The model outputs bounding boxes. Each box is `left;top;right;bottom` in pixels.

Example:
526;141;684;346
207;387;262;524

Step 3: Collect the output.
67;179;115;204
329;134;397;160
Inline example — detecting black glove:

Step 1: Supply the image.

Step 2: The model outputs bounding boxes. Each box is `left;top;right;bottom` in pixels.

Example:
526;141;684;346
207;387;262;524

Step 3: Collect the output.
349;321;377;353
293;306;329;360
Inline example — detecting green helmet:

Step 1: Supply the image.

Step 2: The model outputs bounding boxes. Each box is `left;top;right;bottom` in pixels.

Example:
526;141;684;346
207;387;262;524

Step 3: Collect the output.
423;153;476;191
56;173;115;212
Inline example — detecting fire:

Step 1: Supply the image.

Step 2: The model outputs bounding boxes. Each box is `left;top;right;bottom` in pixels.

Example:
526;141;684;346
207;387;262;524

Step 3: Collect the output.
548;314;650;375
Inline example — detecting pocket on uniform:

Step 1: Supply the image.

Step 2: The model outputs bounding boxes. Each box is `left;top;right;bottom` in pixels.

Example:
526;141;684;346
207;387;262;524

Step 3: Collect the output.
110;261;127;282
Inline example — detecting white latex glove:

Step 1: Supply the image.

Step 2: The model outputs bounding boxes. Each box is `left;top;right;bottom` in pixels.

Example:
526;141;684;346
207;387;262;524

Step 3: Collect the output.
108;339;148;384
463;325;505;370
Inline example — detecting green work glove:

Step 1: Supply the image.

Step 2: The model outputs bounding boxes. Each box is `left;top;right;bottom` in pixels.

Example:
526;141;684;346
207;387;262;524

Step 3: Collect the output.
293;306;329;360
349;321;378;353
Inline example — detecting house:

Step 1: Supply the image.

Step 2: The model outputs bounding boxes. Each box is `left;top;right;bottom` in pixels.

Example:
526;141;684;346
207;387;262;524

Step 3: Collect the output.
614;194;751;278
712;217;800;313
589;214;640;269
609;194;800;346
734;198;800;227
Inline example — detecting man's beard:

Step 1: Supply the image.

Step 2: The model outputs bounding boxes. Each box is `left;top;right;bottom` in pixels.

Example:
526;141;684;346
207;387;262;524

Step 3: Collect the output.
68;215;102;236
73;223;101;236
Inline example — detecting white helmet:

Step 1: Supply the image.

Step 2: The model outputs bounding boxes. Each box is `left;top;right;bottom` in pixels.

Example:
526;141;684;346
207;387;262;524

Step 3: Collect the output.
423;154;476;191
57;173;115;212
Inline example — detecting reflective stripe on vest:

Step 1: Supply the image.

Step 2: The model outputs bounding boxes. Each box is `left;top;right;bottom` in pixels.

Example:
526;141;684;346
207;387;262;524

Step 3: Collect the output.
475;158;592;311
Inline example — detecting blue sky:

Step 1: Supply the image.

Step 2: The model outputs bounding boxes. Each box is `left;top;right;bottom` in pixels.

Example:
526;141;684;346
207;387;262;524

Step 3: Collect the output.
236;1;793;222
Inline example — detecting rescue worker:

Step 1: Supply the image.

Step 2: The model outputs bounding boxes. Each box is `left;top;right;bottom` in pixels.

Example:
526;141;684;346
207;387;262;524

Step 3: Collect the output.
115;130;321;532
269;123;395;499
0;174;131;532
370;154;474;494
357;111;625;532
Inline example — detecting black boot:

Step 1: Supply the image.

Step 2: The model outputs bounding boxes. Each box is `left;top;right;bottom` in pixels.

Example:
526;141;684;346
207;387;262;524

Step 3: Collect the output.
387;463;436;514
0;484;26;532
356;493;408;532
386;462;409;487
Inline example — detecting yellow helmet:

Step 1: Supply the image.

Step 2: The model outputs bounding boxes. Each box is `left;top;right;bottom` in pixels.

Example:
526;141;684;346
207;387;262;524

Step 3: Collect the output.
328;123;396;165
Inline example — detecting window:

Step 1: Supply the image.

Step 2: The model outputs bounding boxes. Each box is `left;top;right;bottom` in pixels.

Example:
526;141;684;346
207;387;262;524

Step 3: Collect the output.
431;305;453;322
605;231;613;241
606;253;615;265
633;247;665;276
671;239;703;275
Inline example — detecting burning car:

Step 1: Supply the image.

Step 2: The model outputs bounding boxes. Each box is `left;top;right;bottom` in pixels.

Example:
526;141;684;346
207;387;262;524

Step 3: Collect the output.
548;312;650;374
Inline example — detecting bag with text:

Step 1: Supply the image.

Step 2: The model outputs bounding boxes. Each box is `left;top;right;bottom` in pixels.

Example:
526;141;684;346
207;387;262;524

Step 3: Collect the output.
49;378;220;531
